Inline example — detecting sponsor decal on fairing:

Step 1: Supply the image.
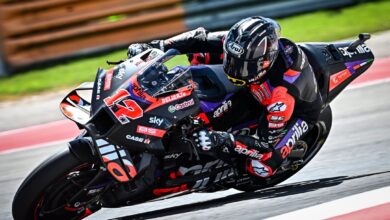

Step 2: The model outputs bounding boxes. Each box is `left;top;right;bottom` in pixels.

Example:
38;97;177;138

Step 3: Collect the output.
161;92;187;104
338;44;371;58
125;134;150;144
168;99;195;113
329;69;352;91
96;77;103;100
213;100;232;118
149;116;164;126
104;69;113;91
136;125;166;138
164;153;183;160
132;83;147;99
177;159;233;190
115;67;125;80
96;139;137;182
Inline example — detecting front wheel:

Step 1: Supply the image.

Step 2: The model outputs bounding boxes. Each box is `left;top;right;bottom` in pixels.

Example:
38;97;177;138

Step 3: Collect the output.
12;147;104;220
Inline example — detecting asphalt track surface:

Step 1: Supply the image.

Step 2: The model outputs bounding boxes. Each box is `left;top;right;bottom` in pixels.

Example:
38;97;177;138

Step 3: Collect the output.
0;81;389;220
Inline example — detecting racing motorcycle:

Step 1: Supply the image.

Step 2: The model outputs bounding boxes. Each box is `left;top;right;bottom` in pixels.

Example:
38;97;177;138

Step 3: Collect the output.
12;33;374;220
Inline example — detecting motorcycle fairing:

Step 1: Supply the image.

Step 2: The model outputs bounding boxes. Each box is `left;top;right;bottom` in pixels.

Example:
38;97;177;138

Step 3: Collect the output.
63;50;201;184
82;50;195;147
60;82;93;126
190;65;264;131
152;156;236;198
328;58;373;91
91;49;165;115
95;138;137;182
299;42;374;104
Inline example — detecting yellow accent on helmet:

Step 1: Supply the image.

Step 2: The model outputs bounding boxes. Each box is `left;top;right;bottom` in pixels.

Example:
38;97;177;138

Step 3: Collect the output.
226;75;246;86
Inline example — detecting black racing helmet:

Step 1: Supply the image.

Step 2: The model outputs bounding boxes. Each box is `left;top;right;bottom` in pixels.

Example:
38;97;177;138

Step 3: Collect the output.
223;16;281;85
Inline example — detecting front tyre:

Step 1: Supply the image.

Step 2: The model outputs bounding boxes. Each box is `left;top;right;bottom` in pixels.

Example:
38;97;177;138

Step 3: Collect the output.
12;147;102;220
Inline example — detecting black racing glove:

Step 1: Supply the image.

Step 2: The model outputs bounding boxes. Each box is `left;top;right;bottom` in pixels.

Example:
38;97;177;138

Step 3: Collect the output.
127;40;165;59
127;43;152;58
193;129;235;152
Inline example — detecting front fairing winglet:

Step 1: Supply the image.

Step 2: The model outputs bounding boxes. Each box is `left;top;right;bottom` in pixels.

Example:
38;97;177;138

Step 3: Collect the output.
60;82;93;127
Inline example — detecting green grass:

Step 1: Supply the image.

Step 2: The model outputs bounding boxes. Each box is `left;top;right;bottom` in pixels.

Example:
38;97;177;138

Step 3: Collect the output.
0;50;125;99
1;0;390;100
278;0;390;42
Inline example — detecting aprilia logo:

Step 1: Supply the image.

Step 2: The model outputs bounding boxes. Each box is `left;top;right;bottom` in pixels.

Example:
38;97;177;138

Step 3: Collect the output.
278;120;309;158
338;44;371;58
213;100;232;118
234;142;262;160
133;83;146;99
286;120;308;148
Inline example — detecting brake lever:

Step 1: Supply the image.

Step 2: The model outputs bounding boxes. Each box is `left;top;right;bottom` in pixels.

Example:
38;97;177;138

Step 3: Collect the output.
347;33;371;52
179;118;202;161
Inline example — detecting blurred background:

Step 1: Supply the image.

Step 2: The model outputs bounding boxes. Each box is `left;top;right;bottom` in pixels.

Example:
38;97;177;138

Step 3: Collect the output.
0;0;389;100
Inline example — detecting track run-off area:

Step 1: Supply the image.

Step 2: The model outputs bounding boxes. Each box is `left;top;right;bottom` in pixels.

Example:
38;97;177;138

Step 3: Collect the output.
0;57;389;219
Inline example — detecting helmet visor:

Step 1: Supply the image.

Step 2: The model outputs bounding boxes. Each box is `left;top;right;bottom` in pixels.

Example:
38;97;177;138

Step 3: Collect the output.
223;53;269;85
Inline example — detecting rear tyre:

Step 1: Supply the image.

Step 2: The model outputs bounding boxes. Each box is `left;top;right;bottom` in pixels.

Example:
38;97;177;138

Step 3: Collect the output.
12;147;100;220
235;106;332;192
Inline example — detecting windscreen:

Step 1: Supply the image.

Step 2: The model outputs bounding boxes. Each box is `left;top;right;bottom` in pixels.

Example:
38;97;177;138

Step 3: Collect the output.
137;49;192;97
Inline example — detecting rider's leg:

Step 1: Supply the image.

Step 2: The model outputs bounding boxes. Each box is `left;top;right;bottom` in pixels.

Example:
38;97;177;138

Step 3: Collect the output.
245;117;312;178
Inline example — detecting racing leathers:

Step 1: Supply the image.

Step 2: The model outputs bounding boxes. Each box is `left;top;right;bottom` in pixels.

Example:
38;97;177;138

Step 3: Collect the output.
135;28;323;178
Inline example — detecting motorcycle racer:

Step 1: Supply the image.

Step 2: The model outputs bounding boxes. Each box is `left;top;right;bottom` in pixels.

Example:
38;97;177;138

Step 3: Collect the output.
127;16;323;178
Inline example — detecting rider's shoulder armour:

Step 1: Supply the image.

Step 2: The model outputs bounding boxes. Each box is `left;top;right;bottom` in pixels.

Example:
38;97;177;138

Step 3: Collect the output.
267;38;323;122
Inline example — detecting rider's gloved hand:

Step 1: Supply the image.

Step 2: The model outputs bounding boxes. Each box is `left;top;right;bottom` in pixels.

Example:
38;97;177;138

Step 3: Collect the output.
193;129;235;152
127;43;152;58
